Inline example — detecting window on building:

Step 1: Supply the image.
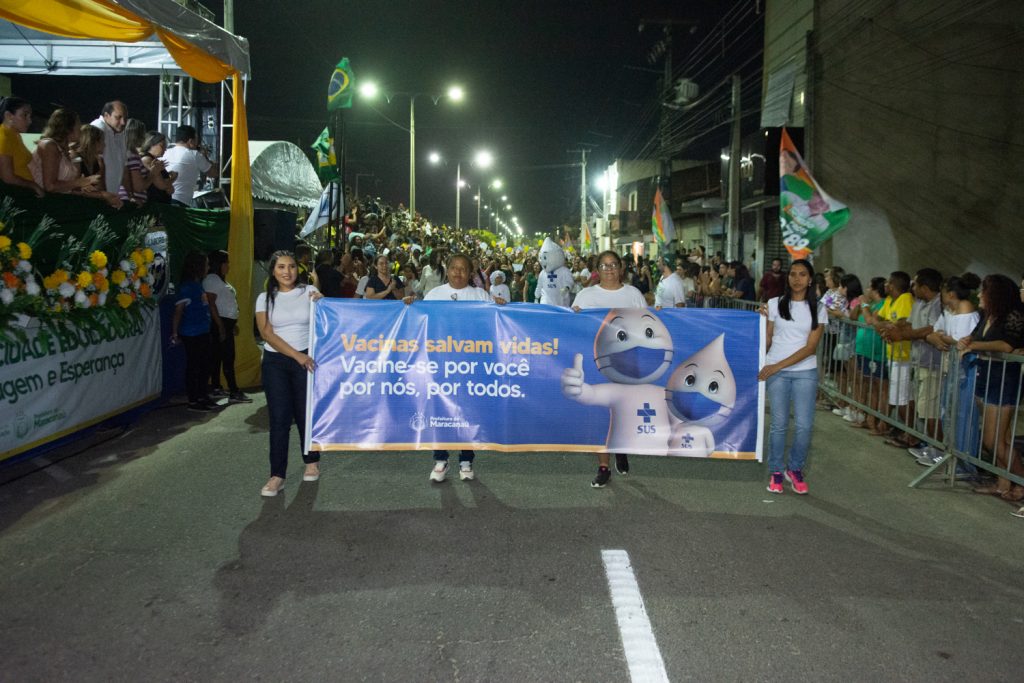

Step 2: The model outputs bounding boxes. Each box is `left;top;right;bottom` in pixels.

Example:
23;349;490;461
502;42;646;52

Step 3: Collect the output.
628;191;638;212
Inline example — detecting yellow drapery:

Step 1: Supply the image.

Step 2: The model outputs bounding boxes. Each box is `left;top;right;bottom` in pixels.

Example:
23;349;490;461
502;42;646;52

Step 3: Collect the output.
226;74;258;386
1;0;260;385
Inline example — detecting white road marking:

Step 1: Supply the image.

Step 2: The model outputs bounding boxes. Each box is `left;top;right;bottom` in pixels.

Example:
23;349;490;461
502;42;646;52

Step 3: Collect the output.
601;549;670;683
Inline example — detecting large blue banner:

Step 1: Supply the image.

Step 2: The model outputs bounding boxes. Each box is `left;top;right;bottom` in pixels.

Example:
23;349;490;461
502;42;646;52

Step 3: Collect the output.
307;301;764;460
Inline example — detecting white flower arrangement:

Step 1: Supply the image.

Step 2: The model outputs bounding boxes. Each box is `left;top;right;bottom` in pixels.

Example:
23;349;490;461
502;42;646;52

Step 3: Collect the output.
74;290;90;308
0;288;13;305
58;281;76;298
16;259;31;273
24;278;40;296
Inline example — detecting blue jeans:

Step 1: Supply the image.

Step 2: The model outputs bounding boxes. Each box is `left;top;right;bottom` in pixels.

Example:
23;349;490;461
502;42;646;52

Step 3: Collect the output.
262;350;319;479
434;450;475;463
766;369;818;473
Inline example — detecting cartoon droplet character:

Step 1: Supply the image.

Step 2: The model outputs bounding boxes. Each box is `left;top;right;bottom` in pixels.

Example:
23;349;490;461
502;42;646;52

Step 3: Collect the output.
561;308;676;454
664;334;736;457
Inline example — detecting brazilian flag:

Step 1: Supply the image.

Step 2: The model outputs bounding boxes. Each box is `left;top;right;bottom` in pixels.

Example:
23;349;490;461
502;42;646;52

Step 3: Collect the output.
327;58;355;111
312;126;338;181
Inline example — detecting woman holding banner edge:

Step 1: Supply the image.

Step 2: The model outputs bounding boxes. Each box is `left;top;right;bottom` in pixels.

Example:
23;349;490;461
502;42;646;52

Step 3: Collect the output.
759;259;826;495
255;250;323;497
403;252;506;483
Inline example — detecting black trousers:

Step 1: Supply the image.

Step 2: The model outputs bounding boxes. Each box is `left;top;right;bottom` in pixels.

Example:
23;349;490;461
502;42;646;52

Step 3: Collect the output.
209;317;239;392
181;333;210;403
262;350;319;479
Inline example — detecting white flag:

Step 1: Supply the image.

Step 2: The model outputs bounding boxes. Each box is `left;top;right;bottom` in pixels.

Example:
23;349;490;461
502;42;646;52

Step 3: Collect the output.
299;182;342;238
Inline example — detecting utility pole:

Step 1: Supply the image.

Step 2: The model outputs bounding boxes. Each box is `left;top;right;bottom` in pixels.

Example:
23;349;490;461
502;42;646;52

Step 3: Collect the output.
223;0;234;32
455;161;462;231
639;18;696;216
580;148;588;237
659;28;673;205
727;74;742;261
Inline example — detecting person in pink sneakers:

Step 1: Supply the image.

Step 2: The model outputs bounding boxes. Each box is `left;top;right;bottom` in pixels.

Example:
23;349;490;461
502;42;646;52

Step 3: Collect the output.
759;259;827;494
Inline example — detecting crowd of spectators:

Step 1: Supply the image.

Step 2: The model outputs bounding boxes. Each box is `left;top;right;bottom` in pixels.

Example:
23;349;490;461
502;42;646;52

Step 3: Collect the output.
0;95;215;210
7;95;1020;512
807;262;1024;515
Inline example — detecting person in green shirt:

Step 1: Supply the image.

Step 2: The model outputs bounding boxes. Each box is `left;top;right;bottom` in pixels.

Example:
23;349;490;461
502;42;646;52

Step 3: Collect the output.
851;276;888;435
525;260;540;303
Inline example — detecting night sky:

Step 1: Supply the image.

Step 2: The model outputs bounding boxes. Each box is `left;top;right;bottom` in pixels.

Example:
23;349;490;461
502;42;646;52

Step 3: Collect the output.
11;0;738;233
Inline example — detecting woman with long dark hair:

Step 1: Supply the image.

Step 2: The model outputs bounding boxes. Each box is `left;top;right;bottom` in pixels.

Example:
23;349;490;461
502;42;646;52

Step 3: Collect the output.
255;250;323;496
829;273;864;422
204;249;250;403
364;254;404;300
957;274;1024;502
172;250;216;412
0;95;44;196
118;119;152;205
760;258;827;494
139;130;176;204
850;276;889;433
924;273;981;468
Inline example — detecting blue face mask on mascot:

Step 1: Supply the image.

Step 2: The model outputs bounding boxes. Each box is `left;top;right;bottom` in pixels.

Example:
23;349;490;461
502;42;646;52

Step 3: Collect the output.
663;334;737;428
592;309;674;385
597;346;671;382
665;388;732;428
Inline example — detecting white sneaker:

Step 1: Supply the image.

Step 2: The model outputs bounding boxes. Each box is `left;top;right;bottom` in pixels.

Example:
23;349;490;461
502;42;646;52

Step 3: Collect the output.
842;409;858;422
430;461;448;482
831;406;846;417
459;461;475;481
908;445;931;459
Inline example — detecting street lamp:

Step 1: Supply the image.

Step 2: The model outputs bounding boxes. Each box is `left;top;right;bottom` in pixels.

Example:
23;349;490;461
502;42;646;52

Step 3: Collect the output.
359;81;465;215
429;149;493;230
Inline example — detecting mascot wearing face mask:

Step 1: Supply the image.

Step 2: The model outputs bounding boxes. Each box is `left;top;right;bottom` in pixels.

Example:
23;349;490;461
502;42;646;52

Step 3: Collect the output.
535;237;575;307
561;308;678;454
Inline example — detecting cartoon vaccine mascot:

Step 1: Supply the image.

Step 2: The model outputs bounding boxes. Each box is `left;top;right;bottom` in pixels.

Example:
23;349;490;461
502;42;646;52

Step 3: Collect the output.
561;308;676;454
664;334;736;457
535;237;574;307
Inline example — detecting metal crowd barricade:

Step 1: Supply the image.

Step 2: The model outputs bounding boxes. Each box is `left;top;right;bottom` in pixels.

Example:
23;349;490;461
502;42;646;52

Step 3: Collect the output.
699;295;761;312
815;315;1024;491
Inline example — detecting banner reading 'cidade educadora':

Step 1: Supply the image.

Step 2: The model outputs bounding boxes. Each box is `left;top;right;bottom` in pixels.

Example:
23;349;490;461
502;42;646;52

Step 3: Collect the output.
307;300;764;460
0;309;161;460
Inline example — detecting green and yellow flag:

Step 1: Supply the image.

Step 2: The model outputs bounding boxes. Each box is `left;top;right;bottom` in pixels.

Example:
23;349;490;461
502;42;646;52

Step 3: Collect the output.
327;58;355;111
312;126;338;181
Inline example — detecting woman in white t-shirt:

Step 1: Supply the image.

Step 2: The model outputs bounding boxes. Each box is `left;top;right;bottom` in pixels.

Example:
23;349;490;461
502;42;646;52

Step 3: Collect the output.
403;253;503;483
255;250;323;497
925;273;982;466
760;258;826;495
203;249;250;403
569;250;648;488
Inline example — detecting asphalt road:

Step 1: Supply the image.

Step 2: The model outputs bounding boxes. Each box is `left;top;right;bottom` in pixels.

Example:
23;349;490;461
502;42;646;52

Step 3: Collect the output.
2;396;1023;681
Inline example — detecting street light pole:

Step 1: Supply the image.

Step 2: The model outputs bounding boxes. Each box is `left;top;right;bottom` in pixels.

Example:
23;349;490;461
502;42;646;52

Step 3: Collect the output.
359;83;463;218
455;161;462;231
409;97;416;214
